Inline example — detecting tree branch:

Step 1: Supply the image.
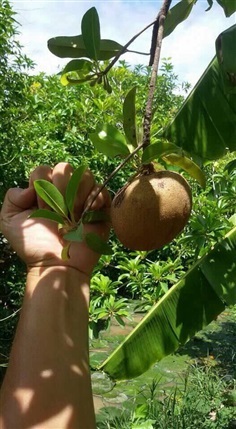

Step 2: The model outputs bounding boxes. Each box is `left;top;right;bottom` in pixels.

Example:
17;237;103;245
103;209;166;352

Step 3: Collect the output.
142;0;172;149
102;19;156;75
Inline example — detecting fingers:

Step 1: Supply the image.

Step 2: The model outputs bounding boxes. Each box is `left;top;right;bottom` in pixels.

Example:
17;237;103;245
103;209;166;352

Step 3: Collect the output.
29;162;110;220
0;187;36;223
51;163;73;196
84;185;111;211
73;169;96;220
51;163;96;220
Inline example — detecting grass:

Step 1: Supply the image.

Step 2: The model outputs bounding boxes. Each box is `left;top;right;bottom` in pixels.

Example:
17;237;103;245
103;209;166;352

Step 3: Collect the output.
96;364;236;428
95;305;236;429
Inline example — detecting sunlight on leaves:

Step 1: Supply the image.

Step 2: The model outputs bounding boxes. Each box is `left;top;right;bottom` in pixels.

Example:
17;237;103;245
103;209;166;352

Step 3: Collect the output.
89;124;130;158
65;165;87;218
29;209;66;225
163;0;196;39
142;141;179;164
123;86;138;149
61;243;71;261
162;152;206;188
63;223;84;242
34;180;68;217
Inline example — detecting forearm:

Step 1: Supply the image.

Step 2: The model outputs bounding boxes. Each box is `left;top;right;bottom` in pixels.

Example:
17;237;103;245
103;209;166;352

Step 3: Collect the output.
0;266;96;429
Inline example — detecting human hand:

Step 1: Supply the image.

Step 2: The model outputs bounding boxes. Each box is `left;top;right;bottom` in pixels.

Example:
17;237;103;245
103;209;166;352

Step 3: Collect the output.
0;163;111;277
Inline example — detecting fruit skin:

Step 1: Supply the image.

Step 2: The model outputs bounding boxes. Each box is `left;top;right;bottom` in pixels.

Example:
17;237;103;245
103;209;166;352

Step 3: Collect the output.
111;170;192;251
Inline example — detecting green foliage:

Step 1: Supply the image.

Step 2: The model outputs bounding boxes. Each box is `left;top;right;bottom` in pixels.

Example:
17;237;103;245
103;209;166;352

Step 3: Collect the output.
180;162;236;260
89;274;128;338
48;7;125;90
89;124;130;158
163;0;196;38
216;24;236;94
215;0;236;17
0;0;34;381
142;141;179;164
81;7;100;61
33;180;68;217
96;365;236;428
123;87;138;149
30;174;112;256
65;165;87;217
85;233;113;256
0;0;34;202
45;6;207;184
163;53;236;160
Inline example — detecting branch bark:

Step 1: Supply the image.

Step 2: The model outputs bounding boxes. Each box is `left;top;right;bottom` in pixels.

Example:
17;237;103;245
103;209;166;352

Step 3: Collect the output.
142;0;172;149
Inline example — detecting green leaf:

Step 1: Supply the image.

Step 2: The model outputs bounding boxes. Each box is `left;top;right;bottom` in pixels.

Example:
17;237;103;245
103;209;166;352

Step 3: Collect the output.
123;87;137;148
34;180;68;217
61;74;94;86
65;165;87;217
48;35;87;59
29;209;66;225
89;124;130;158
216;0;236;16
163;0;196;38
163;55;236;160
85;232;113;255
216;24;236;94
142;141;179;164
99;226;236;380
115;314;125;327
81;7;100;60
229;214;236;226
205;0;213;11
60;59;93;75
162;153;206;188
61;243;71;261
103;75;112;94
82;210;110;224
63;223;84;242
48;34;123;61
224;159;236;174
98;39;123;60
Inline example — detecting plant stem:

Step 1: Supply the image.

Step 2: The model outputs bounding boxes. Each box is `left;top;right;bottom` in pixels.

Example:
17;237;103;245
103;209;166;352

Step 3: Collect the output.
103;20;156;75
82;0;172;216
142;0;172;149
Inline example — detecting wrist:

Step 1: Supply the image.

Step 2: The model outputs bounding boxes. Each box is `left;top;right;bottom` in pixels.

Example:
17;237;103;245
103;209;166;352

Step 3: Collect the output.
27;264;90;282
26;265;91;307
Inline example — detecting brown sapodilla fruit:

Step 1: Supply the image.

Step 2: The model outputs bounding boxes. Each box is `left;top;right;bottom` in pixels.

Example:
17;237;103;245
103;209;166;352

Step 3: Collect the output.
111;170;192;251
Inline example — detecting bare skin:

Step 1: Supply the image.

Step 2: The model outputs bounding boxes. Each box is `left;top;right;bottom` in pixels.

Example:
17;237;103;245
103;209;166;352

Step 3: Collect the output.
0;162;111;429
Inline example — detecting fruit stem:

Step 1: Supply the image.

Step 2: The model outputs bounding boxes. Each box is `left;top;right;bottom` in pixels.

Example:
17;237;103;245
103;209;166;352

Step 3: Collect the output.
81;142;145;217
142;0;172;150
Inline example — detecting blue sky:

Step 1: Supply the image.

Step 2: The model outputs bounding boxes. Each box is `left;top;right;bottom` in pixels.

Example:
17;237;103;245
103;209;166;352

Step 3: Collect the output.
11;0;235;88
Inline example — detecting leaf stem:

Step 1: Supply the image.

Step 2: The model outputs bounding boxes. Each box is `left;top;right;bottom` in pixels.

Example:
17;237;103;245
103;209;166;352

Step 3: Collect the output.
142;0;172;149
102;20;156;75
127;50;150;56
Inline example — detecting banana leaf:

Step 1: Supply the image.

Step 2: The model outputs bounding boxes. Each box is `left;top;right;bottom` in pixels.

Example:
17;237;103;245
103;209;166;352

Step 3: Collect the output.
162;25;236;161
99;226;236;380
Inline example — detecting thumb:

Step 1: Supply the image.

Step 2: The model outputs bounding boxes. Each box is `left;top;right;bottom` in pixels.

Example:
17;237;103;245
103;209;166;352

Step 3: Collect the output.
1;187;36;219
